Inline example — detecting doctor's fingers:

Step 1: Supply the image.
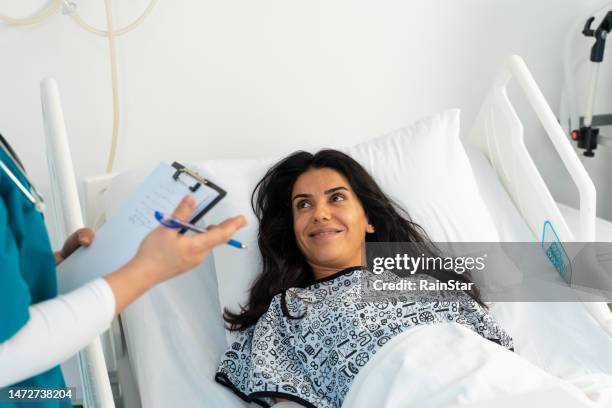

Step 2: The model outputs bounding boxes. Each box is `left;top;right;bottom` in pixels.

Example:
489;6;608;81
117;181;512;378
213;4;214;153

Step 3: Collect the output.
58;228;95;259
190;215;247;251
76;228;95;246
171;195;197;221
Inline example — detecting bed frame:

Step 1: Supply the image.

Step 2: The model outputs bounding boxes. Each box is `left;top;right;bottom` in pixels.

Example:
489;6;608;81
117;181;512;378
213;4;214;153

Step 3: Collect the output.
43;55;601;407
468;55;596;243
42;79;116;407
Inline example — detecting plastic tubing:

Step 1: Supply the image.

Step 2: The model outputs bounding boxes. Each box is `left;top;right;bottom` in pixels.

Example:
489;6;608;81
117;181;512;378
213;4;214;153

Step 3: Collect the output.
0;0;157;37
69;0;157;37
0;0;61;26
70;0;157;173
103;0;119;174
72;0;158;173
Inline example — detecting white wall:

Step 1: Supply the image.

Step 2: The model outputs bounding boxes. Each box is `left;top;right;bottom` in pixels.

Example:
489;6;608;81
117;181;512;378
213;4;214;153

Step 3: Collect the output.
2;0;612;248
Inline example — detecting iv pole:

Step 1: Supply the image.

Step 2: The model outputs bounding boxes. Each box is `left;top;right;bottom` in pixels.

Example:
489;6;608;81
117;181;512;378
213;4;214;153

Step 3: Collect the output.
571;11;612;157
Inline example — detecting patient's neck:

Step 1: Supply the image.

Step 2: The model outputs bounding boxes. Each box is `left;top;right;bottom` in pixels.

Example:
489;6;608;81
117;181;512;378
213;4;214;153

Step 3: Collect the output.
311;265;342;281
309;255;363;281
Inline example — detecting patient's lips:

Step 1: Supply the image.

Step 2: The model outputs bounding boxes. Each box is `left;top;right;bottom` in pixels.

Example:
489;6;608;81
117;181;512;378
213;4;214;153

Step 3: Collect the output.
308;227;345;241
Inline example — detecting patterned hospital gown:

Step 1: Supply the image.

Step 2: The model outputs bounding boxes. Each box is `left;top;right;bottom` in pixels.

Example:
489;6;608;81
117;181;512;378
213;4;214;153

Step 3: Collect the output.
215;267;513;408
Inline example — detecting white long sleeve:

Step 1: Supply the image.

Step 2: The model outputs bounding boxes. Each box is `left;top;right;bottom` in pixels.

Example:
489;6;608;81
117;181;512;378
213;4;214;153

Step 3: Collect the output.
0;278;116;387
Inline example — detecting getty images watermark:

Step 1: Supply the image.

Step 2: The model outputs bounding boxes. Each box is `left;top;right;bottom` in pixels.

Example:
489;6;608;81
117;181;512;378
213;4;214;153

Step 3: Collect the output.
361;242;612;302
369;252;487;292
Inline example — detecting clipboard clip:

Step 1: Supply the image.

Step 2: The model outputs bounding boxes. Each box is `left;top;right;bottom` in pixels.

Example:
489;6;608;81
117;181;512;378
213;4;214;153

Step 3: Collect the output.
171;162;209;193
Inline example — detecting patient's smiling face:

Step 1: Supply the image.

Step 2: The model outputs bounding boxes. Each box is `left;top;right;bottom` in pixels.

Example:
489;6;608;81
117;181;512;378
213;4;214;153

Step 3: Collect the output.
292;168;372;280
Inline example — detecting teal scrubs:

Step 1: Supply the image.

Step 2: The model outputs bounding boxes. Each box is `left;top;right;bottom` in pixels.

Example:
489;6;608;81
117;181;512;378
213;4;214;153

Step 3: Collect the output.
0;146;71;408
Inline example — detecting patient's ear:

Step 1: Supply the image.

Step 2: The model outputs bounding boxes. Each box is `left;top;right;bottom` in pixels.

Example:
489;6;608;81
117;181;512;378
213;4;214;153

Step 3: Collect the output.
366;224;375;234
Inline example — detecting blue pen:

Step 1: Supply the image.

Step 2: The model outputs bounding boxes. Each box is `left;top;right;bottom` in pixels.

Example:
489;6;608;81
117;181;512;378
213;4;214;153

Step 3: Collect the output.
154;211;247;249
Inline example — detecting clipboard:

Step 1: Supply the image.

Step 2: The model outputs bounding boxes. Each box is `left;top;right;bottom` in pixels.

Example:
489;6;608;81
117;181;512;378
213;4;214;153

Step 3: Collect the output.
170;161;226;227
57;161;227;293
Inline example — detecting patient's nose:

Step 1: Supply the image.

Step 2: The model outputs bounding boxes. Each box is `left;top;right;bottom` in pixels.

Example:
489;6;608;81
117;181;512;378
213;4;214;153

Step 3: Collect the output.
313;203;332;223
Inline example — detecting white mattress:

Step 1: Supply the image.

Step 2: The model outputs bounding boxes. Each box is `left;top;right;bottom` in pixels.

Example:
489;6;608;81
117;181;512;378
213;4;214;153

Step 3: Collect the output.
115;145;612;407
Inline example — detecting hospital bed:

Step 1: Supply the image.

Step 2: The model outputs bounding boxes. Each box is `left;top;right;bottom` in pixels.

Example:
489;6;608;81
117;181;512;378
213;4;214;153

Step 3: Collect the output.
44;55;612;407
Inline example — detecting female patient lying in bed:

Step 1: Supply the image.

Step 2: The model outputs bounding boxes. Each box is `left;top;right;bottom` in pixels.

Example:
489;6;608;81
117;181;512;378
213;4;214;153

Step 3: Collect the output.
214;149;513;408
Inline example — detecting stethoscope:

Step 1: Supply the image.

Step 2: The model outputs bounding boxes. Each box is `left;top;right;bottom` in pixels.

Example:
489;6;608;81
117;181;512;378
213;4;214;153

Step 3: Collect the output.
0;135;45;213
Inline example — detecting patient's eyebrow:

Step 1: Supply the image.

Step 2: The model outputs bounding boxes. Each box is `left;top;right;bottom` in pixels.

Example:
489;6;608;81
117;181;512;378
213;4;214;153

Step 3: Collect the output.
292;186;349;201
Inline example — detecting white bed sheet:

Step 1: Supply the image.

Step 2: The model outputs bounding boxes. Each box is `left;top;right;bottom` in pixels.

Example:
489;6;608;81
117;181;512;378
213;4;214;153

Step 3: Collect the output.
342;323;607;407
114;144;612;407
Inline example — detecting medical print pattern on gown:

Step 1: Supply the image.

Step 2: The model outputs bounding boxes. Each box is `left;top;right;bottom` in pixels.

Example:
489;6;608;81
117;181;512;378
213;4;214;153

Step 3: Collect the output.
215;268;513;408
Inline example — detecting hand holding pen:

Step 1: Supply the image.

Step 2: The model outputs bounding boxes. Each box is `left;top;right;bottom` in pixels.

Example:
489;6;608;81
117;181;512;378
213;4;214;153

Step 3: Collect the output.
155;211;247;249
107;196;247;313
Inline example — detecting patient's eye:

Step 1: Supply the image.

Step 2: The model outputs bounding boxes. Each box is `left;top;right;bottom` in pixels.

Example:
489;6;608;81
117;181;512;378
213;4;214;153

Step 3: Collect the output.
330;193;346;202
296;199;312;209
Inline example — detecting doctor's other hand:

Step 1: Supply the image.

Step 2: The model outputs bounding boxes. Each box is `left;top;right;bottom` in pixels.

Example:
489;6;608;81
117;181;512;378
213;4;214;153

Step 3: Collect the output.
54;228;95;265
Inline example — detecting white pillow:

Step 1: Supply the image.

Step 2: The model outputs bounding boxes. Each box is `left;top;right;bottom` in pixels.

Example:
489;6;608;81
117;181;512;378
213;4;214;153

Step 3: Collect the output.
194;109;503;343
344;109;498;243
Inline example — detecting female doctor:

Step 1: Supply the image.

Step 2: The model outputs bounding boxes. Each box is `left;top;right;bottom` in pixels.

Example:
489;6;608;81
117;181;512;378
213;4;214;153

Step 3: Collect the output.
0;134;246;405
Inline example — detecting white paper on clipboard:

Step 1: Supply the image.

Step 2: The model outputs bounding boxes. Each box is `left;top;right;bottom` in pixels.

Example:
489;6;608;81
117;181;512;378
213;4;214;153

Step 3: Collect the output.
57;162;223;294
